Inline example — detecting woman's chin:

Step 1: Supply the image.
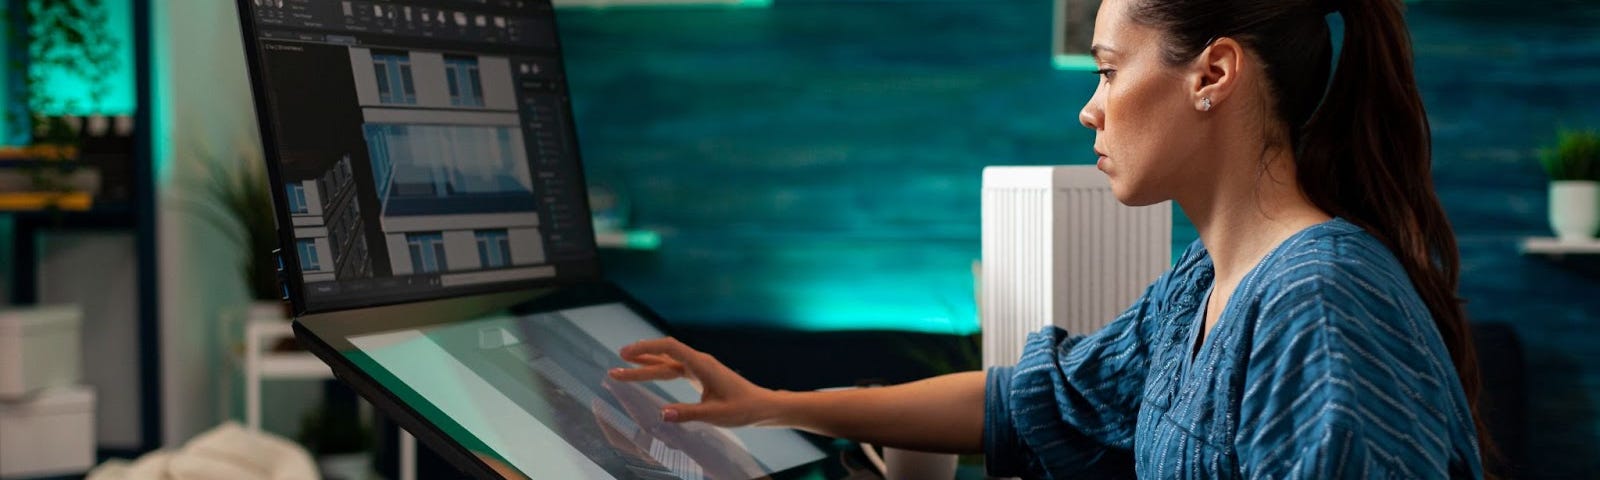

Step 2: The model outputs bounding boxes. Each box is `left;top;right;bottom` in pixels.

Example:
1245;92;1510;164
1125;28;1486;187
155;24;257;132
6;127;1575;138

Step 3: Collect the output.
1108;181;1163;207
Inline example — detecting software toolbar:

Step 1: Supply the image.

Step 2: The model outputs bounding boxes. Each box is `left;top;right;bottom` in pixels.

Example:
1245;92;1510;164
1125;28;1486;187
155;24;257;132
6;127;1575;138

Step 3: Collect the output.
250;0;548;47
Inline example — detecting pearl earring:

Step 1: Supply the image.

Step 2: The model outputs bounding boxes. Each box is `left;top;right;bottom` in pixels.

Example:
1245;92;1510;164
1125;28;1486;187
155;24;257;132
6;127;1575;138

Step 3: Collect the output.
1201;97;1213;112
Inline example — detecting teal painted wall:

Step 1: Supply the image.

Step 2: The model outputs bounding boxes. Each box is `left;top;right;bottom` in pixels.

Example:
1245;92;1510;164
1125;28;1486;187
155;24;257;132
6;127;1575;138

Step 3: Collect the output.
2;2;13;144
558;1;1600;474
562;0;1089;334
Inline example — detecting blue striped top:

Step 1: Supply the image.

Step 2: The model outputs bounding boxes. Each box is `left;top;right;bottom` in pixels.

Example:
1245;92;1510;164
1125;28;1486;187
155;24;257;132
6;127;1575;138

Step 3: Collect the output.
984;218;1483;479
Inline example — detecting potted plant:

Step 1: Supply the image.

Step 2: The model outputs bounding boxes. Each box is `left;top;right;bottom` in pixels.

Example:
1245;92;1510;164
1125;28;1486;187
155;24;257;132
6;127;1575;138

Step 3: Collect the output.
1540;129;1600;242
203;158;281;304
169;153;284;329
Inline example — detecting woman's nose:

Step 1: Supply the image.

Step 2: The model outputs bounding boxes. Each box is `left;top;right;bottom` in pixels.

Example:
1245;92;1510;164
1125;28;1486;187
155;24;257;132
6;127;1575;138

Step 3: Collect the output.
1080;100;1103;131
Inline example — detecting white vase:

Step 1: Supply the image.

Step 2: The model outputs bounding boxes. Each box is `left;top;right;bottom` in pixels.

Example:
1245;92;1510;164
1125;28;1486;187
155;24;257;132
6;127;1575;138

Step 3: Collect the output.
318;453;370;480
1550;180;1600;242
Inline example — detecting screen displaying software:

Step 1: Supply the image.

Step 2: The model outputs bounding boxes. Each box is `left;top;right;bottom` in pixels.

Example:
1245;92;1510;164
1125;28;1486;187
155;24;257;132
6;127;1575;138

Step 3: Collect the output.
346;303;825;479
242;0;598;310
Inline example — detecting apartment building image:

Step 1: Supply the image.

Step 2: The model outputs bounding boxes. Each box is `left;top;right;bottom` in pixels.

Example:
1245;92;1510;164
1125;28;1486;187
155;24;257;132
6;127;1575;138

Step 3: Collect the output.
286;154;373;283
348;47;548;285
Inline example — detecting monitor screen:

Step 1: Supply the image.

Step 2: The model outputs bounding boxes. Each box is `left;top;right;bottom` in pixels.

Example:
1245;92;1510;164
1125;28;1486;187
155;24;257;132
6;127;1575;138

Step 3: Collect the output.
343;301;827;479
239;0;598;312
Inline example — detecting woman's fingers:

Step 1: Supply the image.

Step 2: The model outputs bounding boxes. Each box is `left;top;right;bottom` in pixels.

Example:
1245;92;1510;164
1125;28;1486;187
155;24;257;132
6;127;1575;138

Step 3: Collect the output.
660;401;728;425
609;364;683;382
612;348;689;382
611;338;777;430
617;339;698;379
619;337;700;365
627;353;680;367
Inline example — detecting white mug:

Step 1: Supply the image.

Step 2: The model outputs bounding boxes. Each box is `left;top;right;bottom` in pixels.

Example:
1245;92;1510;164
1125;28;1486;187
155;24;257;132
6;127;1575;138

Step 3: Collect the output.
882;447;958;480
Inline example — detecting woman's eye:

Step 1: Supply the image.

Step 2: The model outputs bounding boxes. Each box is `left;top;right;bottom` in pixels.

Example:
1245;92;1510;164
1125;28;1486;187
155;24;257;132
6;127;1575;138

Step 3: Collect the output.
1093;68;1116;81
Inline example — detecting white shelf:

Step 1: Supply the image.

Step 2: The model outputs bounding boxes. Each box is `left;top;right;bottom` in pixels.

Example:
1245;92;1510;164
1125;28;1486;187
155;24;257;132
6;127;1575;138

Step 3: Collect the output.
242;321;329;379
246;318;293;338
1521;237;1600;255
257;352;332;379
241;318;414;480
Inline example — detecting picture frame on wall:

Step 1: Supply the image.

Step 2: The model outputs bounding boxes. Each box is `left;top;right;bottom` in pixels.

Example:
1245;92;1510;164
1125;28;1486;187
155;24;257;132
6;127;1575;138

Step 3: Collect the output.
1053;0;1101;70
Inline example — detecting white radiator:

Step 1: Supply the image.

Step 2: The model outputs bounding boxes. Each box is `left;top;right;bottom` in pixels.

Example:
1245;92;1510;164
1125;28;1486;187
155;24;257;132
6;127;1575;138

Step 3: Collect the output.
980;166;1172;369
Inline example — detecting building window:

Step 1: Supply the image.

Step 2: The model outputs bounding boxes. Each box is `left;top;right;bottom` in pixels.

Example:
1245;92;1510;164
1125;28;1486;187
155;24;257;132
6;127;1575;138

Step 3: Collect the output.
286;183;308;214
373;51;417;105
407;232;448;273
296;239;321;271
363;124;532;202
444;56;483;107
475;229;511;268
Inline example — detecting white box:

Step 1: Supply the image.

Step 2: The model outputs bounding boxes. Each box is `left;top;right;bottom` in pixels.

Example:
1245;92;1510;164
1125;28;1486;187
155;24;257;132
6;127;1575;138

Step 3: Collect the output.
0;306;82;399
0;386;97;478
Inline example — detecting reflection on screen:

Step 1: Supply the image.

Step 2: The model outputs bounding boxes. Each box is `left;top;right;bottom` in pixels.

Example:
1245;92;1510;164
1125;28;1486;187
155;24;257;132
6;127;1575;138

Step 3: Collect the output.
348;303;825;479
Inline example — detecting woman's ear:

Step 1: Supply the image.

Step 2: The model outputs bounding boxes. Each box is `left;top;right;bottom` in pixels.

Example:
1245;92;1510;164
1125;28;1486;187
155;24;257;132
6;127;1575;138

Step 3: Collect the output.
1190;37;1244;112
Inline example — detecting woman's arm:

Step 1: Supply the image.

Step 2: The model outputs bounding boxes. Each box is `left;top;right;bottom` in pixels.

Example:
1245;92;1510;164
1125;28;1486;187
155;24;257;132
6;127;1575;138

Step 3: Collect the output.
773;371;985;453
609;338;985;453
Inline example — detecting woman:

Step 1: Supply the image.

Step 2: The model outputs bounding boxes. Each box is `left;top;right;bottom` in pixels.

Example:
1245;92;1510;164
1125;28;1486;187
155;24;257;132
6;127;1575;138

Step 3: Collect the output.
612;0;1489;477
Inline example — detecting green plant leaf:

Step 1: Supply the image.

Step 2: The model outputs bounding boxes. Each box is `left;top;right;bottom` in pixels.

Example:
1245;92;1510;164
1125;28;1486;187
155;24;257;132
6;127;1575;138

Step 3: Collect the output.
1541;128;1600;181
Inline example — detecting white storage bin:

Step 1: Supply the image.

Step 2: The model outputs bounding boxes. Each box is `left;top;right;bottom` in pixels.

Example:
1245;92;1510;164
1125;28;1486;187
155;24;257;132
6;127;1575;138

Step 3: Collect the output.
0;386;97;478
0;306;82;399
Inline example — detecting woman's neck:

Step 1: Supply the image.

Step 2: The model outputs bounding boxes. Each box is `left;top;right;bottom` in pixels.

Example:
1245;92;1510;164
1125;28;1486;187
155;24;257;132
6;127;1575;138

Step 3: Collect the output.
1178;148;1332;283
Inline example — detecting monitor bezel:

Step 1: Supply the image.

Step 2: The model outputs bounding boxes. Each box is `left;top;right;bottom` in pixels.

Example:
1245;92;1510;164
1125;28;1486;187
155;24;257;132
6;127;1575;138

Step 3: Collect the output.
234;0;604;317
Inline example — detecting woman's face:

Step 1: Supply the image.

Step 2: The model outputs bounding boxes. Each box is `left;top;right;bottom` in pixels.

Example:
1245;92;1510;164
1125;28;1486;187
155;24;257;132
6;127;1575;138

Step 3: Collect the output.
1080;0;1209;206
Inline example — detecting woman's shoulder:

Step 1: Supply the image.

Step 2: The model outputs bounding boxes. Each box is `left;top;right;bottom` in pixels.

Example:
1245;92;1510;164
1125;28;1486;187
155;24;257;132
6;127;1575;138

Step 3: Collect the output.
1244;218;1437;338
1242;217;1460;378
1253;218;1418;299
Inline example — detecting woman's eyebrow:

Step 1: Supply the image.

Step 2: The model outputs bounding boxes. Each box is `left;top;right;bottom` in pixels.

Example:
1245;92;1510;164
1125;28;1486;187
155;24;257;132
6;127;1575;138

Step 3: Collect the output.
1090;43;1118;60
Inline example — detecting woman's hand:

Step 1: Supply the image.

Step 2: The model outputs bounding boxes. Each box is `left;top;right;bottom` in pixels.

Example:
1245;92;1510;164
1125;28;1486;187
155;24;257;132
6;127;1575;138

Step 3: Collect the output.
609;337;782;428
612;338;986;453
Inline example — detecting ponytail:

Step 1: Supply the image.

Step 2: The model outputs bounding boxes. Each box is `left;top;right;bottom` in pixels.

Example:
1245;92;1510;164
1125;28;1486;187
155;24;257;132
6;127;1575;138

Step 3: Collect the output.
1297;0;1496;470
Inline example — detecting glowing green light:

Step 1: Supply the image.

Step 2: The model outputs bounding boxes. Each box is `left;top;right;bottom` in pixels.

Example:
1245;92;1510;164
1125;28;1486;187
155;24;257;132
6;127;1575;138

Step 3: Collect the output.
25;0;137;116
766;272;980;334
625;230;662;250
1052;54;1097;71
1;0;137;145
151;0;173;185
779;300;979;334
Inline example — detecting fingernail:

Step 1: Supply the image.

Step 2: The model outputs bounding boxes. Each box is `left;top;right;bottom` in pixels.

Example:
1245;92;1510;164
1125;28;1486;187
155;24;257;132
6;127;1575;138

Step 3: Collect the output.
662;409;679;422
609;368;623;377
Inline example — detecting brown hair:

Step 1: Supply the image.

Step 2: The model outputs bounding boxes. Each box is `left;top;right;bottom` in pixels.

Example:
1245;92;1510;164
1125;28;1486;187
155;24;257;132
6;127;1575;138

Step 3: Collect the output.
1127;0;1494;472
